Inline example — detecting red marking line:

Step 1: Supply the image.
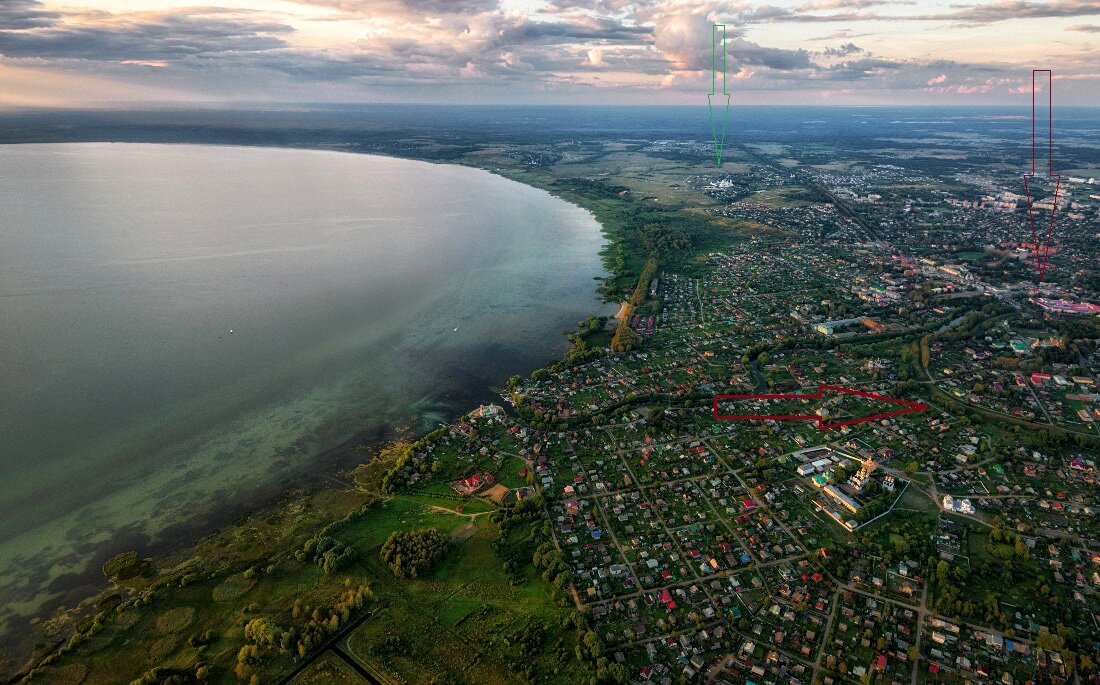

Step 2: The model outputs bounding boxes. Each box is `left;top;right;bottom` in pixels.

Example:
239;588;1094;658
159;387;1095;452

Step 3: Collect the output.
713;383;928;431
1023;69;1059;283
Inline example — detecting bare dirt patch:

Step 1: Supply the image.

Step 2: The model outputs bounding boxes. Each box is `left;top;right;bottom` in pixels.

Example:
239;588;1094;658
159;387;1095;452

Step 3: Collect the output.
483;484;510;504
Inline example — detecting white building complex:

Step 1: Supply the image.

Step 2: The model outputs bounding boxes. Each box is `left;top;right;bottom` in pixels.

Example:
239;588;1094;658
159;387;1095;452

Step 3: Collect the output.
943;495;975;515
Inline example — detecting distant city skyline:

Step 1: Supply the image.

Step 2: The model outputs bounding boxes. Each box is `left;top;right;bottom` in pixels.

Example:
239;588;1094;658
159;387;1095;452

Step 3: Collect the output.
1;0;1098;108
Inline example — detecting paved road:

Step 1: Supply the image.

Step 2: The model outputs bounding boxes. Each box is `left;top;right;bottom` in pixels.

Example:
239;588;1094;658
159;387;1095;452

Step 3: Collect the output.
811;586;843;684
277;610;379;685
911;581;930;685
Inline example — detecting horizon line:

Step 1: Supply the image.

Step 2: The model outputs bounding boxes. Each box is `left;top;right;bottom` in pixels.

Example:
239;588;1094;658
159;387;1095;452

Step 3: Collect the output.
4;102;1100;112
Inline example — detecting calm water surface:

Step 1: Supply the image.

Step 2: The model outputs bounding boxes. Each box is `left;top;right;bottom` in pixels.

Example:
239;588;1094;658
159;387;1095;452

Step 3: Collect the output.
0;143;608;634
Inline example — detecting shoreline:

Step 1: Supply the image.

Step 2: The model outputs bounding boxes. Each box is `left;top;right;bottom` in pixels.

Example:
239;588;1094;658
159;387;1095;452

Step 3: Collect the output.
0;141;616;678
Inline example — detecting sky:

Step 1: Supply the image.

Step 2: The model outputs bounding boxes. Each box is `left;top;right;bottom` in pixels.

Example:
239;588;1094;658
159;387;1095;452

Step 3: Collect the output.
0;0;1097;107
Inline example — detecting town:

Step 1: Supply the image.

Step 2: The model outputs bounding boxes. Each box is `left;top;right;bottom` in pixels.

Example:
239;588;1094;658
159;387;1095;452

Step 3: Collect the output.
367;124;1100;683
13;109;1100;685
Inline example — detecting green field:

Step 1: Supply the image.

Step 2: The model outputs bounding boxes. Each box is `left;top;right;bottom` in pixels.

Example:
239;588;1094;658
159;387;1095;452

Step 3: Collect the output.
23;461;588;685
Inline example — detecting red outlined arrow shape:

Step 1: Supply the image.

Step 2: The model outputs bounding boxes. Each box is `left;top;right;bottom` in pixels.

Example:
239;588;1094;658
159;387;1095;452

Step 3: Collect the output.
1023;69;1059;283
713;383;928;431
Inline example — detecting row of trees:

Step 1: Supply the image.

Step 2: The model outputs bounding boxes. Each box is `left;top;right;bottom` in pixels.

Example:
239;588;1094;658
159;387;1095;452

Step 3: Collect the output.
610;257;658;353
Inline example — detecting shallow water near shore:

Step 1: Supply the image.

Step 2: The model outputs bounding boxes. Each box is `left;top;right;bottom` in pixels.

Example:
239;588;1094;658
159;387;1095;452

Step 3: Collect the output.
0;143;609;639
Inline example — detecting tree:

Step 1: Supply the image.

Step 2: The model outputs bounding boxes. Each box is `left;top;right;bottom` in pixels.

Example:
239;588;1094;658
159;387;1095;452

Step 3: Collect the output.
583;630;602;659
1036;632;1065;651
300;535;357;574
1080;653;1095;674
244;618;275;646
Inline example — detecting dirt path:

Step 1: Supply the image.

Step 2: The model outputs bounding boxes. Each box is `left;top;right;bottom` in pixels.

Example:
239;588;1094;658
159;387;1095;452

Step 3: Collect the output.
429;505;490;519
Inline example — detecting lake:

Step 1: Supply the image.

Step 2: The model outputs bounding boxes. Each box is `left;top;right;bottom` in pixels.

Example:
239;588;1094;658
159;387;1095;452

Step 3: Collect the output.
0;143;608;635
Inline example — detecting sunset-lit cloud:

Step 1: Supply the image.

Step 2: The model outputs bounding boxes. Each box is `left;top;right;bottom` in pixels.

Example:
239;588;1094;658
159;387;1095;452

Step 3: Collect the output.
0;0;1096;107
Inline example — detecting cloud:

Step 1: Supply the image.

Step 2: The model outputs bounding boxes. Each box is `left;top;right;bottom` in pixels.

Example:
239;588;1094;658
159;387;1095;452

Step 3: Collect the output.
821;56;903;80
402;0;500;11
0;0;657;90
808;29;873;41
0;0;59;30
821;42;866;57
912;0;1100;24
287;0;501;14
647;3;715;71
0;8;292;61
0;0;1097;105
540;0;645;13
647;3;810;72
729;38;813;70
727;0;1100;25
497;16;651;44
797;0;910;9
730;5;879;23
